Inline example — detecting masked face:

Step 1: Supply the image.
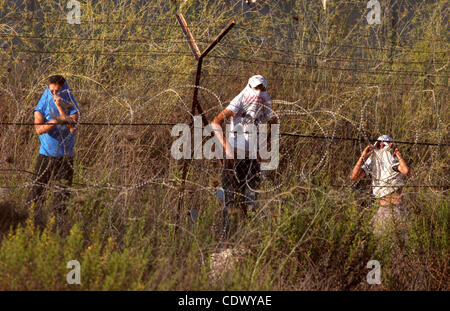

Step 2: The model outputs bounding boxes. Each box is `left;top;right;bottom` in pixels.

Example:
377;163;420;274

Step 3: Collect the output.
249;84;266;96
49;83;63;95
375;141;392;151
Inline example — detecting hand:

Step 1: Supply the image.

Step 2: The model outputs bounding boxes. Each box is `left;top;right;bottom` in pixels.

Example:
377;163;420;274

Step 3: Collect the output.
361;145;373;159
68;123;77;133
393;148;402;157
55;116;75;125
53;95;63;107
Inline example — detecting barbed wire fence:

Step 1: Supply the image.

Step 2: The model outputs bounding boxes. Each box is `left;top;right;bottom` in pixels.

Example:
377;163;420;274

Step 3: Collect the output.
0;8;448;237
0;86;447;192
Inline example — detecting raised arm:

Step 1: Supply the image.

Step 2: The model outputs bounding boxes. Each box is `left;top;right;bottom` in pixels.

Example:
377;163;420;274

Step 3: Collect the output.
393;147;409;175
34;97;79;135
54;95;78;133
350;145;373;180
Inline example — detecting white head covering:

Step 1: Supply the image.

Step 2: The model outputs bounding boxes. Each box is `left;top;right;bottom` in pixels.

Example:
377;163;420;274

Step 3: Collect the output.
362;134;403;198
374;135;393;150
375;135;393;143
248;75;267;89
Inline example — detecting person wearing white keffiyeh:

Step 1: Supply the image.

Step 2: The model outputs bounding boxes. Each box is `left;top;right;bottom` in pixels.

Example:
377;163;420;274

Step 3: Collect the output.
211;75;278;242
351;135;410;238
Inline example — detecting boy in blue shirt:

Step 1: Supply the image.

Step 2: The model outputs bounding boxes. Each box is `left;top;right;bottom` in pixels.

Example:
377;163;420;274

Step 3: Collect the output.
27;75;81;232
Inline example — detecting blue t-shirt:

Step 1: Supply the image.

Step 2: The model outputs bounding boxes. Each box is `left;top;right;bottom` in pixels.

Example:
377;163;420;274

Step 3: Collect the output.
34;82;81;157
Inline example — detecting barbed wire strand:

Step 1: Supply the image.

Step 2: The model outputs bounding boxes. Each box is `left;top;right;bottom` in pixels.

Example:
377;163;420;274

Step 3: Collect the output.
2;47;448;80
0;121;447;147
2;14;448;50
1;33;449;61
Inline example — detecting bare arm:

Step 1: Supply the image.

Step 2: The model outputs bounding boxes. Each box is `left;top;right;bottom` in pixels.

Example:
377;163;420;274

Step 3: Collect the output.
34;111;58;135
54;95;78;133
393;148;409;175
211;109;235;158
66;112;79;133
33;96;79;135
350;145;373;180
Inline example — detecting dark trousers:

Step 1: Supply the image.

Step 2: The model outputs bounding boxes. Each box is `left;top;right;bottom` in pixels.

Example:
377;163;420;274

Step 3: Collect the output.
220;159;260;241
26;154;74;229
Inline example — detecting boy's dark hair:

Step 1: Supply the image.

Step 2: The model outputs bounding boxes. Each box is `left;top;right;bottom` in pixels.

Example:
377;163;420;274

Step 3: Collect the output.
48;75;66;87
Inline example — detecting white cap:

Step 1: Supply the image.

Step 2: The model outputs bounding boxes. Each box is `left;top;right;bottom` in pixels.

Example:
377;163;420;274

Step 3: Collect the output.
248;75;267;89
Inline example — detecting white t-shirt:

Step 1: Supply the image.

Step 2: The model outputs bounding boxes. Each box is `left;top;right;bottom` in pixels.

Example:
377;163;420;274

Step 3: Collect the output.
225;86;274;152
362;148;404;198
